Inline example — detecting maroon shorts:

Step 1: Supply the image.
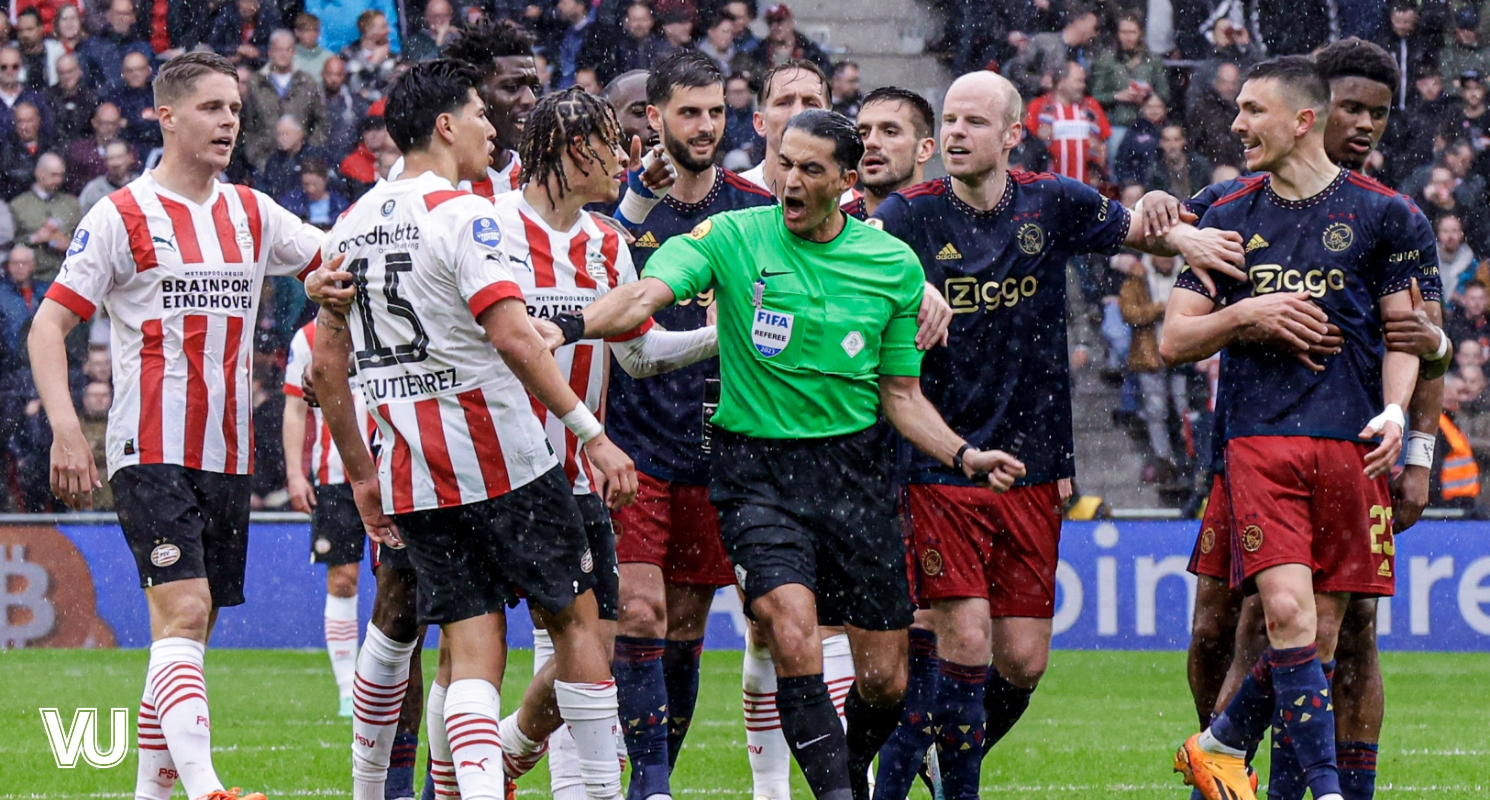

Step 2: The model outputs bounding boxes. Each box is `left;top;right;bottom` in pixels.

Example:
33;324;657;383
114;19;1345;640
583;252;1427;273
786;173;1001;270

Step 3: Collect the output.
1225;436;1396;597
1188;473;1232;581
904;482;1063;618
613;471;735;586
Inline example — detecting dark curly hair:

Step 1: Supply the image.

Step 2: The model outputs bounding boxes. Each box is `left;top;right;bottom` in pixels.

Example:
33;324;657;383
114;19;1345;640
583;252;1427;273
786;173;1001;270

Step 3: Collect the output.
444;18;535;78
1316;37;1401;101
519;86;624;198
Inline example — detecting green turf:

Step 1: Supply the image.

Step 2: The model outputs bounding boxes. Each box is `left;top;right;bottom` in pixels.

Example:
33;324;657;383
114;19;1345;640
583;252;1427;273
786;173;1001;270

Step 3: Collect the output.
2;649;1487;798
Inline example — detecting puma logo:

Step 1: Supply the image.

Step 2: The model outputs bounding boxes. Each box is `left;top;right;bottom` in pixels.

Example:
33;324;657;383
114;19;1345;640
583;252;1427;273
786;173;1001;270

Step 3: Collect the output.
459;757;490;771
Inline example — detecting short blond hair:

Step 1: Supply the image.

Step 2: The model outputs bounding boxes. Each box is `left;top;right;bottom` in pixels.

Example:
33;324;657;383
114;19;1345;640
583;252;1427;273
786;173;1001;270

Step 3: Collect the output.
153;52;237;108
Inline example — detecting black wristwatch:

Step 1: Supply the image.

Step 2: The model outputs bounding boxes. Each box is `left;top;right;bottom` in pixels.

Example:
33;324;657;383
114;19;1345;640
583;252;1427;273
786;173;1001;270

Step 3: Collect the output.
953;443;972;474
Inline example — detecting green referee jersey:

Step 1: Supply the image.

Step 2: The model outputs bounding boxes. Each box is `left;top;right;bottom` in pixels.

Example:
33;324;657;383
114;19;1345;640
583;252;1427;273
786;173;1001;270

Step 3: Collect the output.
643;205;926;439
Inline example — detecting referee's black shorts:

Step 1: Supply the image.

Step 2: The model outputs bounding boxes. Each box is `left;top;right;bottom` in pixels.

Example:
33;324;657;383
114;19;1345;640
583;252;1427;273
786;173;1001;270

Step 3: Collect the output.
710;422;914;631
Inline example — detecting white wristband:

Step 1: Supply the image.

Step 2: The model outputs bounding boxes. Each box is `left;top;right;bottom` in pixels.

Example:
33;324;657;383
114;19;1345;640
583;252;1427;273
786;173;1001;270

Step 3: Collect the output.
1430;326;1450;361
1366;403;1406;436
561;404;605;444
1404;430;1436;468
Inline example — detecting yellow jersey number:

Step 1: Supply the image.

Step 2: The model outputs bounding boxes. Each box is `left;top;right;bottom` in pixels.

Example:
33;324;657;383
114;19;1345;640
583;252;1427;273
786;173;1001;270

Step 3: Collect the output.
1369;504;1395;555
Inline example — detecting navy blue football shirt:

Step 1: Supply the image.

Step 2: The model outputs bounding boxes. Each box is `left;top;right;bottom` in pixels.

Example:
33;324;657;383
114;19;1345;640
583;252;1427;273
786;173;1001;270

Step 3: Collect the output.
606;169;776;484
1177;169;1441;444
873;172;1132;486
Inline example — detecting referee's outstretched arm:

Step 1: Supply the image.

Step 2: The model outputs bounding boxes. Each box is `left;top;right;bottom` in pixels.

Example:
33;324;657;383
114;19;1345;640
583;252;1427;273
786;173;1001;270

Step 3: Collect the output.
879;375;1026;492
563;277;677;343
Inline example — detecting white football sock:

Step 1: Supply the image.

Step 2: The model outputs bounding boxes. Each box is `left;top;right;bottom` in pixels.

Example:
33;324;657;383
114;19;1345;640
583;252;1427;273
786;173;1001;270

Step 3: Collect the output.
822;633;855;729
499;711;547;778
533;628;555;672
445;678;504;800
742;642;790;800
536;627;588;799
351;624;416;800
1198;727;1246;758
146;638;221;797
555;679;623;800
426;681;458;799
134;679;176;800
325;593;360;699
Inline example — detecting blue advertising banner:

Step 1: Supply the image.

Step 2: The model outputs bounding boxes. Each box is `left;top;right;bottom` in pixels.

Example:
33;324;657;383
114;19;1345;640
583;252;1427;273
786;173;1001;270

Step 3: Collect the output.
3;520;1488;650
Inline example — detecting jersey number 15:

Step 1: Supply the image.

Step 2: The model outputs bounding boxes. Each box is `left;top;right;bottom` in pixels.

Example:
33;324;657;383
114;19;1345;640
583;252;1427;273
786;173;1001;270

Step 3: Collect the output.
348;253;430;369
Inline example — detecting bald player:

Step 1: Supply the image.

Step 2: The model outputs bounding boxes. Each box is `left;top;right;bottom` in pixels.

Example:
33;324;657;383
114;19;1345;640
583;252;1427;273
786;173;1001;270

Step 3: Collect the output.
854;86;937;217
871;70;1242;800
605;69;658;148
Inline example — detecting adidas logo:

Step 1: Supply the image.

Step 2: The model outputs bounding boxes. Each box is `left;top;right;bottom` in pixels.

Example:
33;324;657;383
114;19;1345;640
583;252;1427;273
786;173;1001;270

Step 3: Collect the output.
1244;234;1269;253
636;231;660;248
1379;560;1392;577
935;242;961;260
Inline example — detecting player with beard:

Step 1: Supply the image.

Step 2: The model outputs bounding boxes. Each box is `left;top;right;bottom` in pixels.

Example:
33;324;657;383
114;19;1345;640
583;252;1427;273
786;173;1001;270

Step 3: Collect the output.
854;87;936;218
591;51;779;800
1160;39;1450;800
871;70;1245;800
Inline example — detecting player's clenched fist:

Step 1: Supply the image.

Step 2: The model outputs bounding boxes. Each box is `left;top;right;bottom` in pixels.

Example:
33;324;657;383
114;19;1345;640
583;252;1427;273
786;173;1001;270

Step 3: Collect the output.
584;435;638;509
962;448;1027;493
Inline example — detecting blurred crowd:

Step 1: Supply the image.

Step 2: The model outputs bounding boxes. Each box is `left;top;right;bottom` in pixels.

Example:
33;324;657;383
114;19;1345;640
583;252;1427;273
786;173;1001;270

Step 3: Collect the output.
3;0;1490;516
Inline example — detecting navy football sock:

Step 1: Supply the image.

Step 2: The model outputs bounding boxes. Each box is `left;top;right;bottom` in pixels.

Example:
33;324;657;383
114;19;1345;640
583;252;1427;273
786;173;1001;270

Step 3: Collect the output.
662;638;704;769
933;660;987;800
386;731;418;800
777;674;852;800
1336;741;1378;800
1210;650;1276;752
1269;659;1335;800
1270;645;1341;799
873;629;938;800
419;761;433;800
981;667;1034;755
614;636;670;800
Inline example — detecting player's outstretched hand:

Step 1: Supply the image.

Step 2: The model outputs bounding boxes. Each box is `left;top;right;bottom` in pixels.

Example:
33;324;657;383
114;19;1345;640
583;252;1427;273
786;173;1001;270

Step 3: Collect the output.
287;473;317;514
915;282;951;349
584;434;638;509
352;477;401;546
49;425;99;510
631;135;677;195
1171;227;1246;295
305;253;355;314
962;448;1026;493
1391;465;1429;532
1383;279;1442;358
531;317;566;351
1139;190;1194;238
1360;405;1405;479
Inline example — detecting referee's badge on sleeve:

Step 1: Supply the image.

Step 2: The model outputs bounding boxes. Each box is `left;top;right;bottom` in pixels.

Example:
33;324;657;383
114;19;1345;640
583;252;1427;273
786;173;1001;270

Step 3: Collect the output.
752;308;794;357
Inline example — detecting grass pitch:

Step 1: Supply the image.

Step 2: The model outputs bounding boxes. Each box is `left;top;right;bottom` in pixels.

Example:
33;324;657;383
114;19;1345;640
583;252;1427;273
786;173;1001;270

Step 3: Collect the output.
2;649;1487;798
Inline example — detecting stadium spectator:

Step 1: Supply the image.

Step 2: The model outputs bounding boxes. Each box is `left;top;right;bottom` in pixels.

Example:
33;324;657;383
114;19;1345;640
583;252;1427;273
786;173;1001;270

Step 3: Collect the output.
698;11;749;80
258;115;328;202
318;56;367;162
658;9;696;57
726;0;762;54
209;0;284;69
338;113;390;197
11;152;78;281
1186;61;1244;168
1444;7;1490;95
0;46;54;140
1113;92;1168;185
293;14;335;85
1025;61;1109;184
340;10;401;101
1142;124;1212;199
1205;16;1259;66
1374;0;1436;110
590;2;672;85
78;377;112;510
0;242;45;511
109;51;160;153
0;102;48;200
242;30;327;169
278;156;348;227
721;71;763;168
1002;2;1100;98
50;4;85;55
1120;251;1190;488
1449;70;1490;149
831;60;861;117
81;344;110;385
756;4;831;75
44;55;99;145
75;0;153;95
78;138;138;214
61;102;121;195
304;0;401;56
542;0;596;89
1089;11;1169;151
403;0;458;62
15;8;63;91
1439;214;1481;303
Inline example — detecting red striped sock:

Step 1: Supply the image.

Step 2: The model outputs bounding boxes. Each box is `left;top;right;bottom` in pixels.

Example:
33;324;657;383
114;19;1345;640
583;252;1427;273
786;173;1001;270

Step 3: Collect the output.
134;682;176;800
146;638;221;797
427;683;459;800
324;594;359;699
351;625;415;799
445;679;504;800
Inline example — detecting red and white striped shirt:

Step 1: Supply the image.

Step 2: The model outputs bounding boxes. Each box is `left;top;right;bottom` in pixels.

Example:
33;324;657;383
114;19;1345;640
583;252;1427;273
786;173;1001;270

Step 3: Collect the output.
492;193;651;496
388;152;522;199
46;173;323;477
326;171;557;514
1025;94;1111;185
284;322;377;485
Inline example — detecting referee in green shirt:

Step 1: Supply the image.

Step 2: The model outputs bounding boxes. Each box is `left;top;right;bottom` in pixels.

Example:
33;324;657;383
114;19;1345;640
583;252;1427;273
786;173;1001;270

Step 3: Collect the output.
554;109;1024;800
